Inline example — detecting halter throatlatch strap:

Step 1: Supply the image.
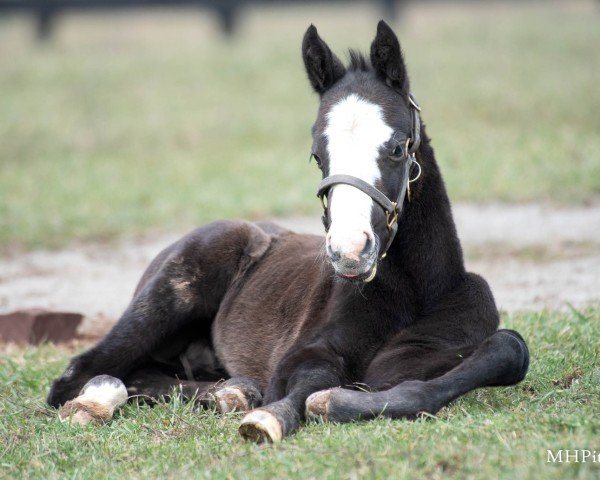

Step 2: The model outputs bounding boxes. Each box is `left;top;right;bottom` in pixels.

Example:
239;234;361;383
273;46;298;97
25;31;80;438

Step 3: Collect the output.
316;93;422;261
407;93;421;154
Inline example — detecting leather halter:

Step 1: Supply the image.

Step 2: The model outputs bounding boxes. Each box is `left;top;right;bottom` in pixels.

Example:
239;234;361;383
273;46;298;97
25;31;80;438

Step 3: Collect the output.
317;93;422;260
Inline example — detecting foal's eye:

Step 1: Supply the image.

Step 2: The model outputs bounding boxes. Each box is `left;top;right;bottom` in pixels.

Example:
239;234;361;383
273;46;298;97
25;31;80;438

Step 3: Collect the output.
311;153;323;168
392;145;404;157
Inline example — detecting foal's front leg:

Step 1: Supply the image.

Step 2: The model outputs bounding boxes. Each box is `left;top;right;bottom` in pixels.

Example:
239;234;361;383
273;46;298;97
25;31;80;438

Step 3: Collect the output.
238;341;346;442
305;329;529;423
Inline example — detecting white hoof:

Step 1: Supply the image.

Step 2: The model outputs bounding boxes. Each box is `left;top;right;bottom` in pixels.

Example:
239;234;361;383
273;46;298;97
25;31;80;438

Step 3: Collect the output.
238;409;283;443
58;375;128;425
212;386;250;414
305;389;333;421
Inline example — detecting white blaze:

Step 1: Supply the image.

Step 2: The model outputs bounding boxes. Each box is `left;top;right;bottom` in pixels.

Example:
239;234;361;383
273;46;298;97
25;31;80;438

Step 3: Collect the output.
325;94;392;258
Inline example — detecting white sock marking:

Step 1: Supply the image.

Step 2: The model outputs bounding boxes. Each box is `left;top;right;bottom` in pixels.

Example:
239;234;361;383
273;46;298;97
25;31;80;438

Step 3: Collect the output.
79;376;128;409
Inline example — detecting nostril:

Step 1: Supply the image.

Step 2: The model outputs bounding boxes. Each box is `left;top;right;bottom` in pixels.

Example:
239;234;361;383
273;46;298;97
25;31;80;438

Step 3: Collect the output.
361;232;374;256
327;244;341;262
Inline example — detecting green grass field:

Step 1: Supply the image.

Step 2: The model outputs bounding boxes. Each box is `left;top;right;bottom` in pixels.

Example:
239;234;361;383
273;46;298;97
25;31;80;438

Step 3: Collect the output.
1;1;599;249
1;4;599;478
1;305;598;479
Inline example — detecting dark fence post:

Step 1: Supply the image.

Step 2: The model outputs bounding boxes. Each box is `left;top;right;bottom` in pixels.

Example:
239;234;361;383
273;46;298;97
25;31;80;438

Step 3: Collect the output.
215;2;237;36
381;0;398;19
0;0;406;40
36;3;55;40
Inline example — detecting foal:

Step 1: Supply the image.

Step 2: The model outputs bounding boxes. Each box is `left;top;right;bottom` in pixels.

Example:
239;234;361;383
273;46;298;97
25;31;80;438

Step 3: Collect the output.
47;21;529;442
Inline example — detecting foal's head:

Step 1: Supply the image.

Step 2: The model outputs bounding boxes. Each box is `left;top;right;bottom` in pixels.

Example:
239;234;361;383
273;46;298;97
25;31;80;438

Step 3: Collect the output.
303;21;420;281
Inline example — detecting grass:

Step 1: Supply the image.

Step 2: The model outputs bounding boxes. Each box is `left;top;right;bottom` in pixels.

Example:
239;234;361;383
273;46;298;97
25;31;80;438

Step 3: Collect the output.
0;1;599;249
0;306;598;479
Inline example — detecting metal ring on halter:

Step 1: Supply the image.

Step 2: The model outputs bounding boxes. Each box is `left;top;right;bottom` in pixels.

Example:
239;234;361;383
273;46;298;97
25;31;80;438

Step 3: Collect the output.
404;138;411;158
408;157;422;184
408;93;421;112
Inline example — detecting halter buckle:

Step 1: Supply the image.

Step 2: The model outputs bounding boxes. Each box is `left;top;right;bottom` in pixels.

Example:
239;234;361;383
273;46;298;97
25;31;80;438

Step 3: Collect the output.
386;205;398;230
318;193;327;212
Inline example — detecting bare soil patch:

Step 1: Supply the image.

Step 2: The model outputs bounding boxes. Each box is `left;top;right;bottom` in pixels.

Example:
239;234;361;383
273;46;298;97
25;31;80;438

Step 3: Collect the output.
1;203;598;337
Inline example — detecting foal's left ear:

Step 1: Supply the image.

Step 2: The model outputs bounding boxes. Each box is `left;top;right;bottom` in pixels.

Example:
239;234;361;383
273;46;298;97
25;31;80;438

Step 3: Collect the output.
370;20;409;94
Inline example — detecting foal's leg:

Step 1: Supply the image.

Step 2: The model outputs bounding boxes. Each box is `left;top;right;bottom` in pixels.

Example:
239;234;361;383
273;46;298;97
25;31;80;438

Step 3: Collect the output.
238;340;346;442
210;377;263;413
57;369;222;425
124;367;218;403
47;221;271;408
124;367;262;412
306;273;529;422
57;368;263;425
306;329;529;422
47;270;214;407
126;371;263;412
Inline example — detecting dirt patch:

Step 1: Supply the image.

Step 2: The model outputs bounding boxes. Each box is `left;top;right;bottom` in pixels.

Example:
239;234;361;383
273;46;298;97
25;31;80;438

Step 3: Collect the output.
0;203;598;337
553;367;584;389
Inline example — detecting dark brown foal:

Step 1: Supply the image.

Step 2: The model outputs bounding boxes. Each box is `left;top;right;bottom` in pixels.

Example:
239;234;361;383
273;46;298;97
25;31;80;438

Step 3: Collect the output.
47;21;529;442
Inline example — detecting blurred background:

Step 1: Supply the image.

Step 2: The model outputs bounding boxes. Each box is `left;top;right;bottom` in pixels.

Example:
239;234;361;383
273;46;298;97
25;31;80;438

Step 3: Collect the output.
0;0;598;250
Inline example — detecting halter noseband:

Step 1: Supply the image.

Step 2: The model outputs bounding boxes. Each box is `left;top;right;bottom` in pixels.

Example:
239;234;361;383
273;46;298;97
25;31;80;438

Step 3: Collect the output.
316;93;422;261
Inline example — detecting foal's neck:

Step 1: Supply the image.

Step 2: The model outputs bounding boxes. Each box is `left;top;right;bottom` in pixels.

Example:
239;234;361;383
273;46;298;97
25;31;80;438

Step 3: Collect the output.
378;130;466;301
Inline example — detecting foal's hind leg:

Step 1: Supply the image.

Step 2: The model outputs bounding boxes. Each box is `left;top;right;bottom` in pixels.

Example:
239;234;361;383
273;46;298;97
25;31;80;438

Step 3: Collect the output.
210;377;263;413
47;269;214;407
58;369;223;425
125;369;263;412
47;221;272;408
307;330;529;422
124;367;218;404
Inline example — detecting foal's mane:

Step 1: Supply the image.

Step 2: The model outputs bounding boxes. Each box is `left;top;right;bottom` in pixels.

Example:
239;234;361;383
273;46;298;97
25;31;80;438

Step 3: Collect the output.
347;50;370;72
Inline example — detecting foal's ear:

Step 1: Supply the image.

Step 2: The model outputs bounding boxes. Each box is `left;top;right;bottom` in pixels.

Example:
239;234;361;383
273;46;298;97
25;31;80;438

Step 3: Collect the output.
370;20;409;93
302;25;346;94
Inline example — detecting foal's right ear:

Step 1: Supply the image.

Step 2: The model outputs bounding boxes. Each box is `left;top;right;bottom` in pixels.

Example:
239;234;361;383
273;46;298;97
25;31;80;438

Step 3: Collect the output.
302;25;346;94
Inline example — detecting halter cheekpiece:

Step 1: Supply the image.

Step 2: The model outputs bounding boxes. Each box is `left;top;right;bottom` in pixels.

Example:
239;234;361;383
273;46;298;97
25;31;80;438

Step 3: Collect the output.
317;93;422;260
